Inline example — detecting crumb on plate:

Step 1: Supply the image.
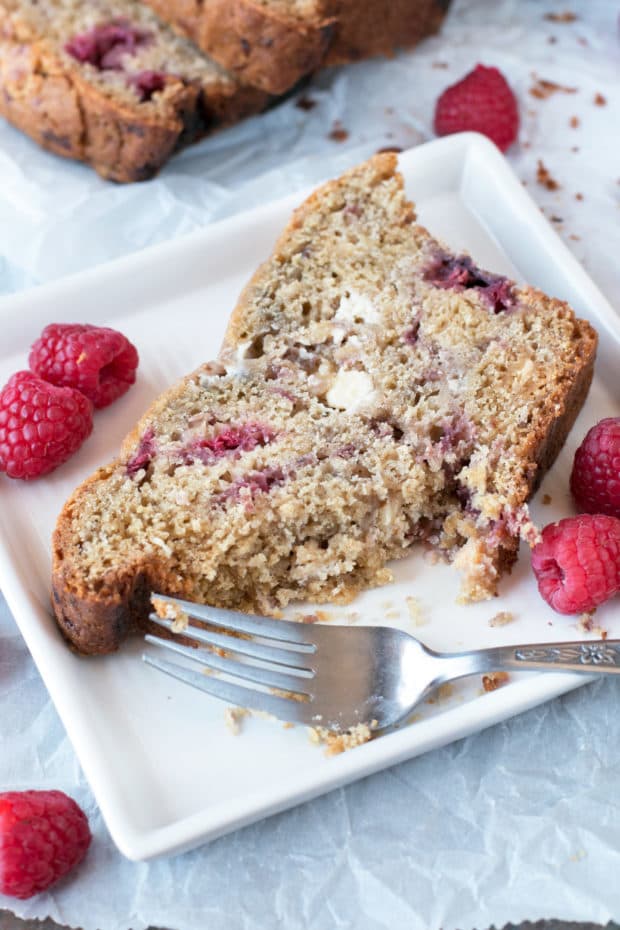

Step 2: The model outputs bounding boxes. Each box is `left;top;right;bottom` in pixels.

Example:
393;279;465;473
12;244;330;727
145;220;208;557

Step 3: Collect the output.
307;721;378;756
482;671;510;692
537;159;561;190
489;610;515;628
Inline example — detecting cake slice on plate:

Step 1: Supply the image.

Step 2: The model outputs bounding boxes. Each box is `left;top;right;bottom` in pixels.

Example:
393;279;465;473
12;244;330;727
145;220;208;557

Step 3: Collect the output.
51;154;597;654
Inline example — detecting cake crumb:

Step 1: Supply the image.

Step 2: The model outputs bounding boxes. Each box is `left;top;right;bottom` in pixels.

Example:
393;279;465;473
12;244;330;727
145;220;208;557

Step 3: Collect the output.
489;610;515;628
577;612;594;633
225;706;249;735
296;95;317;111
151;595;189;632
569;116;580;129
385;609;401;620
594;93;607;106
426;683;454;705
376;146;403;155
575;192;584;201
537;160;561;191
346;611;361;624
283;721;295;729
438;683;454;700
544;11;577;22
405;595;427;627
536;158;560;191
307;721;377;755
329;123;349;143
529;76;576;99
298;613;320;624
482;671;510;692
432;60;449;69
577;613;606;639
542;493;552;505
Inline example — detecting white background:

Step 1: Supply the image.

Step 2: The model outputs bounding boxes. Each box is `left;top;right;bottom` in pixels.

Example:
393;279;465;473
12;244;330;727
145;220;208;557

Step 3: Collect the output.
1;0;619;927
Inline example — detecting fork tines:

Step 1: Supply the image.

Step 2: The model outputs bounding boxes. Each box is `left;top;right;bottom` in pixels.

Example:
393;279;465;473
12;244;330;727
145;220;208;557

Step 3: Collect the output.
142;595;319;725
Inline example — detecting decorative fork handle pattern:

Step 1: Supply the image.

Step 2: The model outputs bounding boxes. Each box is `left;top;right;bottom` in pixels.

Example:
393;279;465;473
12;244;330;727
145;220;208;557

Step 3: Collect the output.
440;639;620;681
513;642;620;667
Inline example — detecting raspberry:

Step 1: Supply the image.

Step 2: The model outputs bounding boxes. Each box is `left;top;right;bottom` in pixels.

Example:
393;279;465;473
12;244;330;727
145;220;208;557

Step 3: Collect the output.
570;418;620;518
531;514;620;614
65;20;152;71
433;64;519;152
29;323;139;409
0;371;93;480
0;790;91;899
127;70;168;101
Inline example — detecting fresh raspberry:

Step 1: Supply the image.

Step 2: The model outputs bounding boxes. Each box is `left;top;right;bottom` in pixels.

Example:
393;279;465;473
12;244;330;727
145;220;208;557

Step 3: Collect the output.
570;418;620;518
531;514;620;614
29;323;139;409
0;371;93;480
434;64;519;152
0;790;91;899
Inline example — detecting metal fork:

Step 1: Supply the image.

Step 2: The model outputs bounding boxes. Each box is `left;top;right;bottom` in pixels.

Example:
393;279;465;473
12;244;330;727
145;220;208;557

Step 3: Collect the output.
143;594;620;733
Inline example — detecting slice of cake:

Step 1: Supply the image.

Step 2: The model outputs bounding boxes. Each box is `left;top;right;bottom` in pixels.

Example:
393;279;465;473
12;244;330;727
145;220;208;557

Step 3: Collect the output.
51;154;597;654
0;0;268;181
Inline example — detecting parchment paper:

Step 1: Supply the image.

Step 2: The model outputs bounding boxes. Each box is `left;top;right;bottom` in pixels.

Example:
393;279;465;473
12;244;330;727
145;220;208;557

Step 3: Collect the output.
1;1;620;927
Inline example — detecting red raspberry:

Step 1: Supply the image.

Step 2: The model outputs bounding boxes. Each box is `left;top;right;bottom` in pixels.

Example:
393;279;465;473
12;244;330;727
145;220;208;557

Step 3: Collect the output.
0;371;93;480
0;790;91;899
531;514;620;614
29;323;139;409
434;64;519;152
570;418;620;518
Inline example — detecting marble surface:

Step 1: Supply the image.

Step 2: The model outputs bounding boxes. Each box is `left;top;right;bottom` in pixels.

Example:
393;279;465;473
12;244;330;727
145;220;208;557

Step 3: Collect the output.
0;1;619;928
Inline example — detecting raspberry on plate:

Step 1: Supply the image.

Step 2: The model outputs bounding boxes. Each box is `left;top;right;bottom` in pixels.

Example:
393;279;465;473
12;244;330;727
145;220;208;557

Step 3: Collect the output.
0;371;93;480
29;323;139;409
570;417;620;518
531;514;620;614
0;789;91;899
433;64;519;152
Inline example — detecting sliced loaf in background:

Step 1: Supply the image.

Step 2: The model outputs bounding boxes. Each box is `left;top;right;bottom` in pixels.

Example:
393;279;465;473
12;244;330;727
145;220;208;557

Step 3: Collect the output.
140;0;451;95
0;0;268;181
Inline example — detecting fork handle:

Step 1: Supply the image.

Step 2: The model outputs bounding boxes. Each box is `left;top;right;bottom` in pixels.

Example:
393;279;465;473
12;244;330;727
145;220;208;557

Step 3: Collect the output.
436;639;620;680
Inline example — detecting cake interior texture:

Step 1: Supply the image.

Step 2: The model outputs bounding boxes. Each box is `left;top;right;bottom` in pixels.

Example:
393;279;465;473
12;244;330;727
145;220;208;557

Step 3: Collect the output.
2;0;241;101
52;154;597;654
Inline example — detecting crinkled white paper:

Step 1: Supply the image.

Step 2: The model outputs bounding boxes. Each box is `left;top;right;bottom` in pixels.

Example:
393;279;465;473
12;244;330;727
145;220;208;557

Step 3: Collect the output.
1;0;620;927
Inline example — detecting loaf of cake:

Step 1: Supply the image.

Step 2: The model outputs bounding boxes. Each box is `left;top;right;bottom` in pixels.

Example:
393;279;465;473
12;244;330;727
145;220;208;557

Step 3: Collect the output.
0;0;268;181
140;0;451;95
51;154;597;655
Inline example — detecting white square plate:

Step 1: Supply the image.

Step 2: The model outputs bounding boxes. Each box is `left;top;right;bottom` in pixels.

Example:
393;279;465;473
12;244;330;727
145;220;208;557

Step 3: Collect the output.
1;133;618;861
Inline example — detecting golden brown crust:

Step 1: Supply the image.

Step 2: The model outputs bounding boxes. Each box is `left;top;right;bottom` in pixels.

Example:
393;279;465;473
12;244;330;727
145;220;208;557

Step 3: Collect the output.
526;314;597;487
144;0;335;95
324;0;448;65
140;0;450;95
0;6;268;182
